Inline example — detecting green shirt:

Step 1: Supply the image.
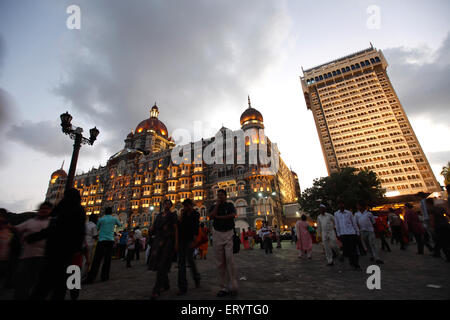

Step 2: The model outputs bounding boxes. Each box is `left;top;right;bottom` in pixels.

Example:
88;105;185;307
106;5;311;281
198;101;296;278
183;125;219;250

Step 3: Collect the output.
97;215;122;242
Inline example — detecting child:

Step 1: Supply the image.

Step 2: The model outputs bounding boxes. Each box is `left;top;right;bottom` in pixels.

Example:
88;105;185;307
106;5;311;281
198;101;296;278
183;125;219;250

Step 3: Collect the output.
126;231;136;268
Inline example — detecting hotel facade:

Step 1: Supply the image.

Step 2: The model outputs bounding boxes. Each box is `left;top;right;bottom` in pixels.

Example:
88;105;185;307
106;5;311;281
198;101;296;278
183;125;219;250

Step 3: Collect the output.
46;101;301;232
300;46;440;196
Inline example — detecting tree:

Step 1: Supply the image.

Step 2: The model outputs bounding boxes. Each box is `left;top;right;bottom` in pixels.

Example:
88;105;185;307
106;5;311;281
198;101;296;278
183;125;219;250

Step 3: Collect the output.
299;167;385;219
441;161;450;186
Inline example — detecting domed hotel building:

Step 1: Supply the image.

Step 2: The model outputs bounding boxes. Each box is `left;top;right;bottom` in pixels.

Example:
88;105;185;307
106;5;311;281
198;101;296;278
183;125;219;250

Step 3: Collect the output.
46;100;301;232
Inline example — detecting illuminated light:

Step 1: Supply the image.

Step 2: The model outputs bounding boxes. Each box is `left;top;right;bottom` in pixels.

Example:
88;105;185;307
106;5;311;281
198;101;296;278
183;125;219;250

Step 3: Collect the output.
138;128;143;133
161;130;165;135
386;190;400;197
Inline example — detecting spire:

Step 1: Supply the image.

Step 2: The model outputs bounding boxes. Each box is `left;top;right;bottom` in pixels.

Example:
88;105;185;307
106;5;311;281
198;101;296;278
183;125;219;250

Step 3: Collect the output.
150;102;159;118
61;160;65;170
248;95;252;109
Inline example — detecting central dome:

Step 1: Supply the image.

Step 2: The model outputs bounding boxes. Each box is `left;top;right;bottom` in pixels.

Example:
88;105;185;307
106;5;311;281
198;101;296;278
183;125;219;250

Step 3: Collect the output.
135;104;169;138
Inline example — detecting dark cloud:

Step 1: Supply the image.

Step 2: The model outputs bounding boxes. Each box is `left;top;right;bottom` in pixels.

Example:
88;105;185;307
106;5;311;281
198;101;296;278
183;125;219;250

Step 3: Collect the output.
5;120;114;158
383;33;450;122
53;0;291;152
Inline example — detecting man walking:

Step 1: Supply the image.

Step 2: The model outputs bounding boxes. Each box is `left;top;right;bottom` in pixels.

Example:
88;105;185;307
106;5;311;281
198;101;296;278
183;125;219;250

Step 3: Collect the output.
317;204;340;266
404;203;425;255
84;214;98;276
86;207;122;283
177;199;201;295
260;222;273;254
388;208;406;249
334;201;361;271
355;203;384;265
209;189;238;297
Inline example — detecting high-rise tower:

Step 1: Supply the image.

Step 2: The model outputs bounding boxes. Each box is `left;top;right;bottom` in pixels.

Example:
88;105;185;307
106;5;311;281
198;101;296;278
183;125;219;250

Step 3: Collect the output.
300;46;440;195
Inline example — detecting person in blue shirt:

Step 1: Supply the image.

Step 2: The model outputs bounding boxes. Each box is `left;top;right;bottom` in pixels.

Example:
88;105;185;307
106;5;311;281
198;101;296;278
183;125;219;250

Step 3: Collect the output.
119;229;129;260
85;207;121;283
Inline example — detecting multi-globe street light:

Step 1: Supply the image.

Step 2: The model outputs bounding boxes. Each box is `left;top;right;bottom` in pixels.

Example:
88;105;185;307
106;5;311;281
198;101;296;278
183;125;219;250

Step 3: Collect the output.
60;111;99;192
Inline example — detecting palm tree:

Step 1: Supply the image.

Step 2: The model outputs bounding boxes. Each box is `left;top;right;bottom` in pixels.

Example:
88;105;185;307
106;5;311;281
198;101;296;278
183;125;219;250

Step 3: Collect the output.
441;161;450;186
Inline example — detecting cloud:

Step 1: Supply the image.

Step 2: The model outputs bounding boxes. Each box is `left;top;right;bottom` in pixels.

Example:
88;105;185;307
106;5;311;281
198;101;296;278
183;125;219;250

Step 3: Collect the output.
383;33;450;122
5;119;114;158
53;0;292;152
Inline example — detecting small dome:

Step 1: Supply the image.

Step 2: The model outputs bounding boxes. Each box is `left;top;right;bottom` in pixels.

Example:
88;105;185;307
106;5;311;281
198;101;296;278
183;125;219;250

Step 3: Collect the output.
51;169;67;179
240;107;263;126
240;95;264;128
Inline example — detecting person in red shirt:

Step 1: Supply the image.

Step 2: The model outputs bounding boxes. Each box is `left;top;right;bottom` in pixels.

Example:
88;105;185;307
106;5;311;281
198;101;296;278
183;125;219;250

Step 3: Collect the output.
375;214;391;252
404;203;425;255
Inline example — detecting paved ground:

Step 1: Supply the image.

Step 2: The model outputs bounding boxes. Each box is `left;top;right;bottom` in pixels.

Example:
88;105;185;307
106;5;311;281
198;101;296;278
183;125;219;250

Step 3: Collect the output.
1;241;449;300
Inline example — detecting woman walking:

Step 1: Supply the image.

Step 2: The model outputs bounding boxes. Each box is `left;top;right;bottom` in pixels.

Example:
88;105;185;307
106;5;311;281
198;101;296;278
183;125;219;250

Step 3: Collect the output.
147;199;178;299
296;215;313;259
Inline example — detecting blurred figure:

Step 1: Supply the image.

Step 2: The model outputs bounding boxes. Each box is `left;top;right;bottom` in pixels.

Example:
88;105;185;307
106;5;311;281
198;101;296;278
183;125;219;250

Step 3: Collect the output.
126;230;136;268
119;229;129;260
0;208;13;288
388;208;405;249
13;202;52;299
28;188;86;300
404;203;425;255
177;198;200;296
196;223;209;259
148;199;178;299
291;226;296;244
296;215;312;259
426;198;450;261
374;214;391;253
317;204;340;266
334;201;361;271
260;221;272;254
241;229;250;250
247;227;255;249
274;225;282;249
84;214;98;275
134;226;143;261
86;207;122;283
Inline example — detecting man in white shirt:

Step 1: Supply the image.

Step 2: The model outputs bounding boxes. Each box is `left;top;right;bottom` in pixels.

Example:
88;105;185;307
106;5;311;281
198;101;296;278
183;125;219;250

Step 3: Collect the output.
355;203;383;265
317;204;340;266
260;222;273;254
334;201;361;271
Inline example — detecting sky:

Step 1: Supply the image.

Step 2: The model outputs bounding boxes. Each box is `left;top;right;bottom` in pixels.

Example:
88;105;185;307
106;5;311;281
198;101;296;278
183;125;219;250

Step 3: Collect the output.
0;0;449;212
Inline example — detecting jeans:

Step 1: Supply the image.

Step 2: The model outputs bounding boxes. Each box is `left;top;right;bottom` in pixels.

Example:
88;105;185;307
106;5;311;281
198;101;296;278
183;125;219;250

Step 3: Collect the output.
87;240;114;281
126;249;135;267
178;241;200;292
30;256;72;300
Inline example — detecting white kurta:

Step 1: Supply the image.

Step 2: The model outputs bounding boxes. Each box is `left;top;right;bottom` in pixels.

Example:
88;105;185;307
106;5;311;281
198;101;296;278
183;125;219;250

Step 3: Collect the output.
317;213;340;264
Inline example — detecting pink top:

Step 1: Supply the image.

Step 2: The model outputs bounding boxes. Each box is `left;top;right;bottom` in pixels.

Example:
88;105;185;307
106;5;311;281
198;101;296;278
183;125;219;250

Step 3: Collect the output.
16;217;50;259
296;220;313;251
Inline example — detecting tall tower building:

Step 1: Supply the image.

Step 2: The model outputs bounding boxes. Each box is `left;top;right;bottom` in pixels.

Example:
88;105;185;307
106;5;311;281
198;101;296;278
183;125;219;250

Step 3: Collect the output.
300;46;440;195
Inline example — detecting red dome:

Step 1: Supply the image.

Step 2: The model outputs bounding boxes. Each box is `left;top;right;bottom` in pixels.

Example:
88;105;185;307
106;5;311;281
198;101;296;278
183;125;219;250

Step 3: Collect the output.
135;117;168;137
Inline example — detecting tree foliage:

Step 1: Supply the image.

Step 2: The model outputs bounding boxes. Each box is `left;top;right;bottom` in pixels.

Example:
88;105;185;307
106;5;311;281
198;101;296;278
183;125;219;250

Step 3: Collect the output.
299;167;385;219
441;161;450;186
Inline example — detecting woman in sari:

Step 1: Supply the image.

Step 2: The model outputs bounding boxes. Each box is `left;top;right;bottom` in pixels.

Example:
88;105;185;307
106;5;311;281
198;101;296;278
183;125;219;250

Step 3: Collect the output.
148;199;178;299
296;215;313;259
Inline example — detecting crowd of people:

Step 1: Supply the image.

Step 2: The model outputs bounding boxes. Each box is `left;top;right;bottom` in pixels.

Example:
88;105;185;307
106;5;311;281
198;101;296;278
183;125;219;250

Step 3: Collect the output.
0;186;449;300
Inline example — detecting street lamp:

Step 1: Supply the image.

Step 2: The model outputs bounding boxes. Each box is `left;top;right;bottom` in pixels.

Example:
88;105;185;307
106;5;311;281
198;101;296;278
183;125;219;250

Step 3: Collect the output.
60;111;99;192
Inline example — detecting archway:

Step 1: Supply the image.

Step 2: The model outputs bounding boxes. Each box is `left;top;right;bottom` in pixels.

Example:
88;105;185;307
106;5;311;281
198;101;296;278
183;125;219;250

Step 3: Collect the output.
235;220;249;234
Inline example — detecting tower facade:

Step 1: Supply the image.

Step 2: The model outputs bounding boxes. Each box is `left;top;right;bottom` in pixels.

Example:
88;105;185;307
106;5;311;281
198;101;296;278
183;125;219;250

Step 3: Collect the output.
300;46;440;195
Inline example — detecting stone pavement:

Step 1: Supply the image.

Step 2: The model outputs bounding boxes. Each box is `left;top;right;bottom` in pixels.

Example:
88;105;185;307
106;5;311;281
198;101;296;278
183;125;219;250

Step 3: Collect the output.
1;241;449;300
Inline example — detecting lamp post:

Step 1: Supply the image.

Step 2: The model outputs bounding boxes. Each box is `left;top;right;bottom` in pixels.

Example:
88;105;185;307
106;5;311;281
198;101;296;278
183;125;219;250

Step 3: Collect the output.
60;111;99;192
